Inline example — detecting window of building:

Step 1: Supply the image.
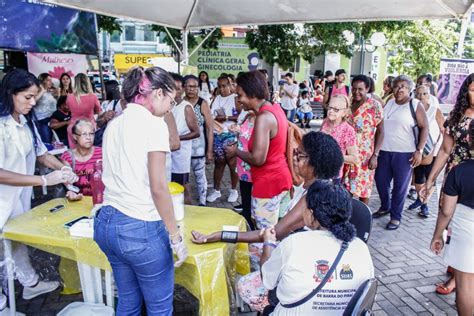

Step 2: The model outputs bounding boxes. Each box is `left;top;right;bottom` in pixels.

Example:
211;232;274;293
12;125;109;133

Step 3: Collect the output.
110;31;121;42
124;25;136;41
144;26;156;42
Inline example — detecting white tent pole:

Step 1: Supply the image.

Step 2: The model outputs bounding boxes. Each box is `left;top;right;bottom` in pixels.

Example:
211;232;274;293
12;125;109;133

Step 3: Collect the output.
164;26;183;57
182;28;189;66
184;0;200;30
185;27;217;61
457;6;472;57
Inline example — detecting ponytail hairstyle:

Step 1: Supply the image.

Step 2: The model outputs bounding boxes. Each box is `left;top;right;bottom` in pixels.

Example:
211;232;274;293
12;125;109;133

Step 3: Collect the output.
0;69;41;153
306;179;355;242
121;66;175;105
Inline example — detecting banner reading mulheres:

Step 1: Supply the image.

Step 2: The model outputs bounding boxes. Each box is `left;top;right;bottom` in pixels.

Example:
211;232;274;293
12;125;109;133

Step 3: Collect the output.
437;58;474;105
27;52;88;79
189;38;260;78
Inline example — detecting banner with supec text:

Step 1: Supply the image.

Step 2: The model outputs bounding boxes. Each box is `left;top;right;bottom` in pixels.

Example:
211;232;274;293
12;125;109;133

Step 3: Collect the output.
437;58;474;105
27;53;88;80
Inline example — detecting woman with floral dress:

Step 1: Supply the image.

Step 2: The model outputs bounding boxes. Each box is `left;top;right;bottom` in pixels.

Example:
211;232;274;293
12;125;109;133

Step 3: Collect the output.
344;75;384;205
421;73;474;296
236;111;256;230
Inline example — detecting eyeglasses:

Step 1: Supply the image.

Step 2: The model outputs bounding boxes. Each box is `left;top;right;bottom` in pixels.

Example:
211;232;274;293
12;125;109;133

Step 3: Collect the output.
166;94;177;107
393;85;409;91
293;148;309;162
328;106;346;113
185;85;198;90
74;132;95;138
415;92;429;97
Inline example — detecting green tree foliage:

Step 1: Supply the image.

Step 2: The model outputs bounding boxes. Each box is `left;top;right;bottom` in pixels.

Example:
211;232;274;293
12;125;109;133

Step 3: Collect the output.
385;20;458;77
463;25;474;59
97;15;122;34
245;21;410;70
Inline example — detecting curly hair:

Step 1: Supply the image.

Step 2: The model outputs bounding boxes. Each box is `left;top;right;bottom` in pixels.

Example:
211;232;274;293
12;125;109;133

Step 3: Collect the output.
306;180;355;242
302;131;343;179
446;73;474;131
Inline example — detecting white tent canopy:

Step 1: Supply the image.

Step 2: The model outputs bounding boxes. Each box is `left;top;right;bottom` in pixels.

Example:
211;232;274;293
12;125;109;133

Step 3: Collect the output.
44;0;472;30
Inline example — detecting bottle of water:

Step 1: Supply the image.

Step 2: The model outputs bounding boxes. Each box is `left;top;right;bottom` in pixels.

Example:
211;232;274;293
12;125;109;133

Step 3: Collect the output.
90;160;105;205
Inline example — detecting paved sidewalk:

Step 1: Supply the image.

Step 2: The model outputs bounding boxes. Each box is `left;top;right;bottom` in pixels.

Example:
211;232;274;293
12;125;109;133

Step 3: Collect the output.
12;121;456;315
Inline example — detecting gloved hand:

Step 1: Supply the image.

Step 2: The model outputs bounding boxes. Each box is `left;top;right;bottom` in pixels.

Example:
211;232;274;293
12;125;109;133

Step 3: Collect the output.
170;236;188;267
43;170;67;186
61;166;79;183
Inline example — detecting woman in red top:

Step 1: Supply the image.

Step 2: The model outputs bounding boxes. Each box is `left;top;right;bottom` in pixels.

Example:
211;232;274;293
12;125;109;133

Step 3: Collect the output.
66;73;101;148
61;119;102;200
226;71;292;228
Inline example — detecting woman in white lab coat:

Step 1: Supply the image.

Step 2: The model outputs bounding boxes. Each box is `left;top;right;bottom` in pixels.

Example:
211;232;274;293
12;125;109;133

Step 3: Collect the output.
0;69;77;311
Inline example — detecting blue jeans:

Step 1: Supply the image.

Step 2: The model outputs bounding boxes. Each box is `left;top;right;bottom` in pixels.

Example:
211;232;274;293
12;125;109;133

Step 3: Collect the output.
296;111;314;121
93;205;174;316
283;109;296;122
374;151;413;221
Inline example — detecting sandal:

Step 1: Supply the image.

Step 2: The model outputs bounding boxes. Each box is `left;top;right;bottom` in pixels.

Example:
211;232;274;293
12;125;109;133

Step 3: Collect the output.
435;283;455;295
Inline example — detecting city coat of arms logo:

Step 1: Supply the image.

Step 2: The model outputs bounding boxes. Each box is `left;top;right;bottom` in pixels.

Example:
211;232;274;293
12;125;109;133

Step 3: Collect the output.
313;260;334;283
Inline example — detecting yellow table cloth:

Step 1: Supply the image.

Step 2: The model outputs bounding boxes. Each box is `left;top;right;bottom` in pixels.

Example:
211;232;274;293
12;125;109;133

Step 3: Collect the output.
1;197;250;315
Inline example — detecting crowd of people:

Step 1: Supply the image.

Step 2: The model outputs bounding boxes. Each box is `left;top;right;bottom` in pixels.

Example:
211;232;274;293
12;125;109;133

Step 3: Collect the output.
0;64;473;315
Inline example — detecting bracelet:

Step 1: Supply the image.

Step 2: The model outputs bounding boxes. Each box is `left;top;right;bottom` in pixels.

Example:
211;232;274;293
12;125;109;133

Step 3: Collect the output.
41;175;47;186
221;231;239;243
373;152;379;157
263;241;277;248
169;231;181;238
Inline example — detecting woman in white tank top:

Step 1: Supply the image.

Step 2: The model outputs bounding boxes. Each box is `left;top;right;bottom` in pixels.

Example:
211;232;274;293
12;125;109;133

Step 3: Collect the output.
373;75;429;230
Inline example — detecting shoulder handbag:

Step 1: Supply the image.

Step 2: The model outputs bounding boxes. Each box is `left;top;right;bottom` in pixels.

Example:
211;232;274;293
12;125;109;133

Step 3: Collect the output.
280;241;349;308
409;100;435;165
287;122;305;186
94;100;119;146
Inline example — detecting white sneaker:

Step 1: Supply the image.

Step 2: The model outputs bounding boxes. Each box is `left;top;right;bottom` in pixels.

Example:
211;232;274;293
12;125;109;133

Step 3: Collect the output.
22;281;60;300
0;293;6;311
206;190;222;203
227;189;239;203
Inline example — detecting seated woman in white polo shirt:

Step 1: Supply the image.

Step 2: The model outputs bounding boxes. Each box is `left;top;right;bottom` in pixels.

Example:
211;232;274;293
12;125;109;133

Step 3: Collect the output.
260;180;374;315
94;66;187;316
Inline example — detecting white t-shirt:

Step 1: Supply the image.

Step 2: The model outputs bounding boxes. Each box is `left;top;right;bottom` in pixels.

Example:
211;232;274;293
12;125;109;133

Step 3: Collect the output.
0;115;47;229
280;83;299;110
102;103;170;221
299;98;312;113
101;99;123;116
381;99;419;153
171;100;193;174
262;230;374;316
211;94;236;131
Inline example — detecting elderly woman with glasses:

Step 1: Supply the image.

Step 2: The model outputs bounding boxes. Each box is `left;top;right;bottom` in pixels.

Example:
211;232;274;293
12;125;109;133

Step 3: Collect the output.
373;75;429;230
60;119;102;200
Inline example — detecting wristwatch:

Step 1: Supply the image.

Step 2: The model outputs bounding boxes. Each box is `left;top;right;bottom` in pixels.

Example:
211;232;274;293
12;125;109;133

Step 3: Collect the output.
416;148;423;154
